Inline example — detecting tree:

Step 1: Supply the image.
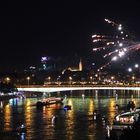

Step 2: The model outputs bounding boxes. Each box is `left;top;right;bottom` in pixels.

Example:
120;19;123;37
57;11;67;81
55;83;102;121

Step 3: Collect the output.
0;82;17;94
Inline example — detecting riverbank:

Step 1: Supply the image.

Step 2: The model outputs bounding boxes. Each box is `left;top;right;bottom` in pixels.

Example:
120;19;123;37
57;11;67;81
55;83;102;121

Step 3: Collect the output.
0;95;18;101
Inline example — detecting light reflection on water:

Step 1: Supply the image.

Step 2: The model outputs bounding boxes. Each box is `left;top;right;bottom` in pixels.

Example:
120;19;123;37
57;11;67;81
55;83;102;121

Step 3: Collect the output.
0;90;140;140
4;104;12;131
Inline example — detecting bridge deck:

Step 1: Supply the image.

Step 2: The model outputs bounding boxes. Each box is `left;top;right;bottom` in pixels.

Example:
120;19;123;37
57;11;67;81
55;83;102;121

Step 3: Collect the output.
17;85;140;93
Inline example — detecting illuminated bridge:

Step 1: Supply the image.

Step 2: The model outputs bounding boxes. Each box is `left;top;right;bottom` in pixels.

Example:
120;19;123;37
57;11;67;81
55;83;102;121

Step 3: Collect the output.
17;85;140;93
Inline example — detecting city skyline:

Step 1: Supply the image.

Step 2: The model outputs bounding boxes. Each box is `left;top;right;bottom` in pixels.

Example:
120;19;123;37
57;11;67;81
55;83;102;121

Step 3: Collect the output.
0;1;140;72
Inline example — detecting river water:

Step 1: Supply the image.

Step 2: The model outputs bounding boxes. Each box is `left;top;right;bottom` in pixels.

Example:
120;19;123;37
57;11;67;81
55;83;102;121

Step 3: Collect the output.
0;90;140;140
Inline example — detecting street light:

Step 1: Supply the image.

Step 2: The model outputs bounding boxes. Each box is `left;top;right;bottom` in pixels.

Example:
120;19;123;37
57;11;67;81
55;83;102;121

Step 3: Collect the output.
26;76;30;86
132;76;135;84
48;76;51;80
69;76;72;85
47;76;51;84
128;68;132;72
111;76;115;84
57;76;61;85
90;76;93;84
135;64;139;68
5;77;10;84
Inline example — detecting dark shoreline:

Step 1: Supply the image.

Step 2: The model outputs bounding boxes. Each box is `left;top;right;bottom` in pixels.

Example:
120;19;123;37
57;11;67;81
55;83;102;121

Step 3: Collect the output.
0;95;18;101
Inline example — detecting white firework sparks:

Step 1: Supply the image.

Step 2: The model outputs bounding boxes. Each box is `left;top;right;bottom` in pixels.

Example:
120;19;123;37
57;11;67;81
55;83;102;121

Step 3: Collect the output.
92;18;140;71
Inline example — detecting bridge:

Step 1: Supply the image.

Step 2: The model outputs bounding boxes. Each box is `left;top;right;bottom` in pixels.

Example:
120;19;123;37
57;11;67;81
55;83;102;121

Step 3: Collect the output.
17;85;140;93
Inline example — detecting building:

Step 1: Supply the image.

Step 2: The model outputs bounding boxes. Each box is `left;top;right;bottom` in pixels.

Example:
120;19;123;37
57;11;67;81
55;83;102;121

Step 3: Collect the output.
62;58;83;74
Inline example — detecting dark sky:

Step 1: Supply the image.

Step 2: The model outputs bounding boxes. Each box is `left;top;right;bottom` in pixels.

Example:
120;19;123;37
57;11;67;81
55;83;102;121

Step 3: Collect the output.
0;0;140;72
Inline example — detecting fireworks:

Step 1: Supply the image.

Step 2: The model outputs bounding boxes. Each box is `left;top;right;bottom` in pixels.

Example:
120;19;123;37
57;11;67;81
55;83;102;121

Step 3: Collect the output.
92;18;140;71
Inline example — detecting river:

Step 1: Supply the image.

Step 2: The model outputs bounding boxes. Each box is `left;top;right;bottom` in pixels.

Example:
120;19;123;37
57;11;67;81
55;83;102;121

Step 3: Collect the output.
0;89;140;140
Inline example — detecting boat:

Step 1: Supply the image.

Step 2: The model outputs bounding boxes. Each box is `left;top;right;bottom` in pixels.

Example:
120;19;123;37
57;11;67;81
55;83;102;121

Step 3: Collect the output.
110;108;140;131
36;97;63;107
63;105;71;111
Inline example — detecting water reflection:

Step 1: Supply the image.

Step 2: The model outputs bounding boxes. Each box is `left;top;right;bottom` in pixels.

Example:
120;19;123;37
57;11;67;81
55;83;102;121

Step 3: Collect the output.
0;90;140;140
4;104;12;131
65;98;74;140
107;99;116;122
88;99;94;115
24;99;32;139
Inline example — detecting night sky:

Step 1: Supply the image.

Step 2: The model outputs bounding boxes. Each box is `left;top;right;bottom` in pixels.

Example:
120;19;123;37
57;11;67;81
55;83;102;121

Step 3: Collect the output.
0;1;140;72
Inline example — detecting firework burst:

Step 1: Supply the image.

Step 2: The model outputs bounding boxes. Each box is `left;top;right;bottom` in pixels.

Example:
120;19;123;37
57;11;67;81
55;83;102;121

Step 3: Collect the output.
92;18;140;71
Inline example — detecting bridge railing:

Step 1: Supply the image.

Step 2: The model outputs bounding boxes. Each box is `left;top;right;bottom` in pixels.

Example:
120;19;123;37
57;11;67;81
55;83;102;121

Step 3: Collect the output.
17;84;140;88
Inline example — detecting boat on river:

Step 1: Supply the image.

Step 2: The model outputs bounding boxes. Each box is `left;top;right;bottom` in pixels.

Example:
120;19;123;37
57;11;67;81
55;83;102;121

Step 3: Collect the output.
111;107;140;130
36;97;63;107
64;105;71;111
